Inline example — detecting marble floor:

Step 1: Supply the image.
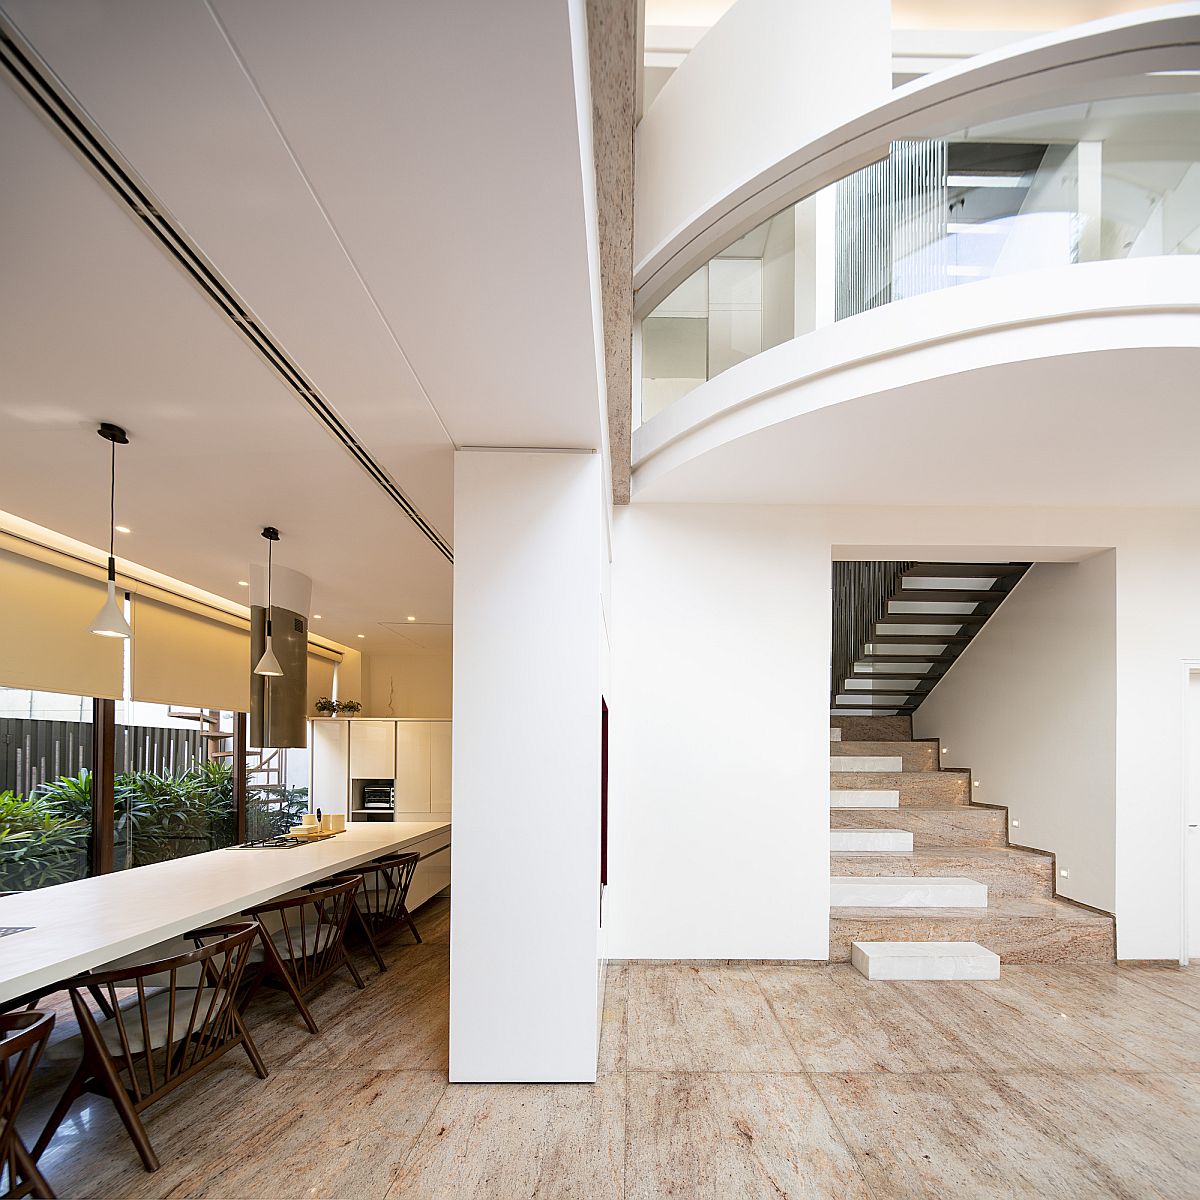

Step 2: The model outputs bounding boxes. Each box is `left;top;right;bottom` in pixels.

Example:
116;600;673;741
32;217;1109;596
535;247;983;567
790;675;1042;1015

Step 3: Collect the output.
18;907;1200;1199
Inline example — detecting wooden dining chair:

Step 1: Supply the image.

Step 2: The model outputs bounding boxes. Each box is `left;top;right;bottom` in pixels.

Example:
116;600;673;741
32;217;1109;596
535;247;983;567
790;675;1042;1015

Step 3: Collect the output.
329;852;422;973
31;923;265;1174
241;876;365;1035
0;1011;56;1199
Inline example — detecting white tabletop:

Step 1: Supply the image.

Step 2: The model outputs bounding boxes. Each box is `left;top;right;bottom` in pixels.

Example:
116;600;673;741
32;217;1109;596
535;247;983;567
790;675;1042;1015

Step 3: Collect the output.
0;821;450;1004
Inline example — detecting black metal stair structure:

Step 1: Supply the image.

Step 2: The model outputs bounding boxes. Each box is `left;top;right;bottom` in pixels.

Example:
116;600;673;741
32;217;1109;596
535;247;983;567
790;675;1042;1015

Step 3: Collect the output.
831;561;1030;716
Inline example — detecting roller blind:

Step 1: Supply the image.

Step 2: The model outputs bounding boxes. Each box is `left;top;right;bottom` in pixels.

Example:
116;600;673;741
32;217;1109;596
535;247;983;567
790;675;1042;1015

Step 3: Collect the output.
131;596;251;712
0;548;125;699
307;652;336;717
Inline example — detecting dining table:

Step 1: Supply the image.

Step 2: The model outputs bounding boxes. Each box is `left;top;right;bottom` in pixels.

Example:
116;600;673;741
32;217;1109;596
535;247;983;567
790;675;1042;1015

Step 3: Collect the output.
0;820;450;1004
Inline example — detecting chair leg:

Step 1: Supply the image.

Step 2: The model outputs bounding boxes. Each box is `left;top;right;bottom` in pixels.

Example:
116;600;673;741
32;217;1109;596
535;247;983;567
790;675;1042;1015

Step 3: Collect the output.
254;927;320;1035
341;950;366;991
235;1013;269;1080
30;1060;86;1161
351;907;387;974
401;906;423;944
12;1137;55;1200
84;1042;160;1173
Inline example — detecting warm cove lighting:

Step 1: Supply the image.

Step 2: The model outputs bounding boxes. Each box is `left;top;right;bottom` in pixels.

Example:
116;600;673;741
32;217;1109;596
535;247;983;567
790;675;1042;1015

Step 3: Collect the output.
89;423;133;640
253;527;284;677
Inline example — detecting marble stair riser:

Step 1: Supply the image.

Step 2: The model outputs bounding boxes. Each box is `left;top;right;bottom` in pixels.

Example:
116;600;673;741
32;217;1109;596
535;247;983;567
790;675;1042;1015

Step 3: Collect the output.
829;789;900;809
829;715;912;741
830;771;970;806
830;850;1054;898
851;940;1001;981
830;741;938;770
829;755;904;773
831;876;988;908
829;911;1115;963
830;807;1008;849
829;829;914;852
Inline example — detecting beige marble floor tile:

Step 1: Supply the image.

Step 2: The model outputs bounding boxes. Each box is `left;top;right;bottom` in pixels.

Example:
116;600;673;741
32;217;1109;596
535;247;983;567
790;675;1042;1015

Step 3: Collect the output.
752;963;981;1074
625;1070;871;1200
412;895;451;945
1010;964;1200;1072
625;964;800;1073
388;1073;626;1200
35;1065;447;1199
1003;1070;1200;1200
1110;963;1200;1014
888;970;1157;1072
815;1071;1120;1199
599;961;628;1076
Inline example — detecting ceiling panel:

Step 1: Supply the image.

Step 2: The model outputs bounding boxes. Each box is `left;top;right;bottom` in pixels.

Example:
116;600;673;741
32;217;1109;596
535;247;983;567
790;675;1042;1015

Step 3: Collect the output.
0;76;451;651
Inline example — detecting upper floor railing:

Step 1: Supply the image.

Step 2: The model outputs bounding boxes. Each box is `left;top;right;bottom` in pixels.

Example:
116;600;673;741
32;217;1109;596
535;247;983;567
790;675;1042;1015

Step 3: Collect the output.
638;81;1200;425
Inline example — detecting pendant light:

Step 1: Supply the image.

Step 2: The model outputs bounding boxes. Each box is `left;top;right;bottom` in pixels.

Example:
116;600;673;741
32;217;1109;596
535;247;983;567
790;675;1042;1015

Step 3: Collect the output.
253;526;284;677
89;423;133;639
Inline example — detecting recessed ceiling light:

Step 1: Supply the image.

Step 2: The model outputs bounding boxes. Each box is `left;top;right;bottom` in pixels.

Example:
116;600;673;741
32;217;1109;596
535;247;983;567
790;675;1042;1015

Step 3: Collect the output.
357;633;365;639
114;525;131;534
407;615;416;622
237;580;249;587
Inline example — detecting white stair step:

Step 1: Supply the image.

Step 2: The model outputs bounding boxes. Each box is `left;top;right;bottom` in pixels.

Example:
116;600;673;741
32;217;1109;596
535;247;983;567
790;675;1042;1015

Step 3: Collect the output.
830;756;903;773
830;789;900;809
830;829;913;852
830;876;988;908
829;728;842;742
851;941;1000;980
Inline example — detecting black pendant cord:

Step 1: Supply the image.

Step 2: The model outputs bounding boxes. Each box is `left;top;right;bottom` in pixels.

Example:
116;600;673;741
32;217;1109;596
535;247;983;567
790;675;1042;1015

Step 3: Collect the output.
265;537;273;637
107;438;116;581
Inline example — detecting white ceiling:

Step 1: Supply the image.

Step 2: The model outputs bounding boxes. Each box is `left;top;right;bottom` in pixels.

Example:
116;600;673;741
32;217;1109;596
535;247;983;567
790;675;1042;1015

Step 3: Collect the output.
633;348;1200;507
0;0;605;649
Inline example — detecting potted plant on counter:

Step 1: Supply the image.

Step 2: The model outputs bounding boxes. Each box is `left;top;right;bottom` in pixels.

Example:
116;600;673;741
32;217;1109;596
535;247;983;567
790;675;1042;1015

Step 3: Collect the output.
336;700;362;718
314;697;337;718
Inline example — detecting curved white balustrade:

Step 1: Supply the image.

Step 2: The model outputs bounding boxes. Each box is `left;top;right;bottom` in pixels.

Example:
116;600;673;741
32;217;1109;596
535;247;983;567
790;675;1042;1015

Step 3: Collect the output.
632;256;1200;499
635;5;1200;316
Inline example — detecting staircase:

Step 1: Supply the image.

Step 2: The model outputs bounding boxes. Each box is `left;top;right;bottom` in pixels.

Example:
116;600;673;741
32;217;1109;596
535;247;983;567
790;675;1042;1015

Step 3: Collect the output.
831;561;1030;716
828;714;1115;978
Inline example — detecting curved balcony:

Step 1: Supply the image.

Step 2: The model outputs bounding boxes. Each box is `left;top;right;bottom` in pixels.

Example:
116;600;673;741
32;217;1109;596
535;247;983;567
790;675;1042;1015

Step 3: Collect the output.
636;71;1200;442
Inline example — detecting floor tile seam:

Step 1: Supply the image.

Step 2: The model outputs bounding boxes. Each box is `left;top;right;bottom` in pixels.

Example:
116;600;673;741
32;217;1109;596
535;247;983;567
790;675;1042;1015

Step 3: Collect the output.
1107;970;1200;1015
745;961;820;1080
803;1069;885;1200
379;1075;453;1200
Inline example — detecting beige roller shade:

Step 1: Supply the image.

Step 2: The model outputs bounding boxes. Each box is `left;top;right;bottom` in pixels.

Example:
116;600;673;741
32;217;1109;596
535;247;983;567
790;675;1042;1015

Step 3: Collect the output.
307;652;336;717
131;596;251;712
0;549;125;699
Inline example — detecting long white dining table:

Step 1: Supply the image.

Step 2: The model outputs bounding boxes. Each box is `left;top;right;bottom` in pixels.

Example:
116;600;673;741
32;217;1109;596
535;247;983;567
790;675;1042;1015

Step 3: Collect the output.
0;820;450;1005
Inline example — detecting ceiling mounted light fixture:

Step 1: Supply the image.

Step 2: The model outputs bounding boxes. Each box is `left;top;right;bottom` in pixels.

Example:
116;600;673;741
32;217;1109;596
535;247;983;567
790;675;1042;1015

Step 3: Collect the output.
89;423;133;639
253;526;284;677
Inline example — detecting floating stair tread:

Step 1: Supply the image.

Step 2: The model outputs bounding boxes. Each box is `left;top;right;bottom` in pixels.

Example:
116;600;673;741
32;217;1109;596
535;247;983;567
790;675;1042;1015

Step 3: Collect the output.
830;756;904;772
904;563;1028;577
832;896;1111;922
830;829;914;852
851;941;1001;980
830;789;900;809
893;590;1007;603
831;876;988;908
831;847;1052;866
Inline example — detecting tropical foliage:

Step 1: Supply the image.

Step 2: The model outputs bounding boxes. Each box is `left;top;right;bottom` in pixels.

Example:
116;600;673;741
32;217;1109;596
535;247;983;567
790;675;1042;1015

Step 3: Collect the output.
1;763;309;890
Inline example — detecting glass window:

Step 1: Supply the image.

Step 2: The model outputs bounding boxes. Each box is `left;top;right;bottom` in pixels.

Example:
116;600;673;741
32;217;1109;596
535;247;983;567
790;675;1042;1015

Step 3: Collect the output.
112;702;238;868
0;687;93;890
246;743;310;842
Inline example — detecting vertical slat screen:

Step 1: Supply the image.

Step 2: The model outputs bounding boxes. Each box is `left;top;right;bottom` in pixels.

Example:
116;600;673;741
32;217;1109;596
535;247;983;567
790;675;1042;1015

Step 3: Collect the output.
831;561;915;708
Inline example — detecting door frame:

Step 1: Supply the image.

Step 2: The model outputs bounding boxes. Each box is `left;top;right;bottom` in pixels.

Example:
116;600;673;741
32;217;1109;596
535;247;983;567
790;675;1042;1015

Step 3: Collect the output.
1179;660;1200;966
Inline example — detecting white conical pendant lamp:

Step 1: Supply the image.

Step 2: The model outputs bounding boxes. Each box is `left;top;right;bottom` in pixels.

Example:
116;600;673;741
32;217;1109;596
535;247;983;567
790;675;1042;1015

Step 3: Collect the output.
253;526;284;677
89;423;133;640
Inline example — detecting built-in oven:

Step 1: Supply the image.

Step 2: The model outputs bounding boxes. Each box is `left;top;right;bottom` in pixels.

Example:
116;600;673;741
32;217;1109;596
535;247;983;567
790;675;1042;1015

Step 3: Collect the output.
361;782;395;810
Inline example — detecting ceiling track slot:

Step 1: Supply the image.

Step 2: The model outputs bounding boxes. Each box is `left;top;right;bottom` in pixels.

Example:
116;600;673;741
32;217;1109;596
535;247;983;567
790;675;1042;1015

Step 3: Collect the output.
0;16;453;564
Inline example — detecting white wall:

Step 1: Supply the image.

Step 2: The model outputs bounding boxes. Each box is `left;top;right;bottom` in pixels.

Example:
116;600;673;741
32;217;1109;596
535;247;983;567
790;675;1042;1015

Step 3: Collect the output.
364;651;452;718
605;503;1200;964
914;556;1117;911
603;503;830;960
449;450;602;1082
634;0;890;279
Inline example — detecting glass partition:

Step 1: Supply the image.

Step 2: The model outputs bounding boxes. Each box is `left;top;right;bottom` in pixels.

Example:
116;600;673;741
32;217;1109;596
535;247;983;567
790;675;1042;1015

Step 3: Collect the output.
639;84;1200;422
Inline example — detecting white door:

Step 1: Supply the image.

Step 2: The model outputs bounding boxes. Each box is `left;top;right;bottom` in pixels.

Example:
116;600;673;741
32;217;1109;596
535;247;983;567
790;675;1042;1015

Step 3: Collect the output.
1187;673;1200;959
309;719;349;817
395;721;432;813
348;720;396;780
430;722;452;815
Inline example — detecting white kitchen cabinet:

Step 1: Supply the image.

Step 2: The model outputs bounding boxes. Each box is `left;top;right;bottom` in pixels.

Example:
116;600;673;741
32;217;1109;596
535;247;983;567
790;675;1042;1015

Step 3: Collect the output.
395;721;432;812
309;719;349;816
430;721;452;814
348;719;396;780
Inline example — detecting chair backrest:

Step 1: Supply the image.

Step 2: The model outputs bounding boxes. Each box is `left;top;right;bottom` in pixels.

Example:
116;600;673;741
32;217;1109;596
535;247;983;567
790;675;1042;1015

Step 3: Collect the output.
69;922;258;1106
352;852;421;923
0;1010;54;1166
247;876;362;987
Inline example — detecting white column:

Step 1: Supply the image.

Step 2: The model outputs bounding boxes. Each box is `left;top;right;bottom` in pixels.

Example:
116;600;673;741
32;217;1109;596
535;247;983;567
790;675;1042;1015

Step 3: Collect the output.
449;449;602;1082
